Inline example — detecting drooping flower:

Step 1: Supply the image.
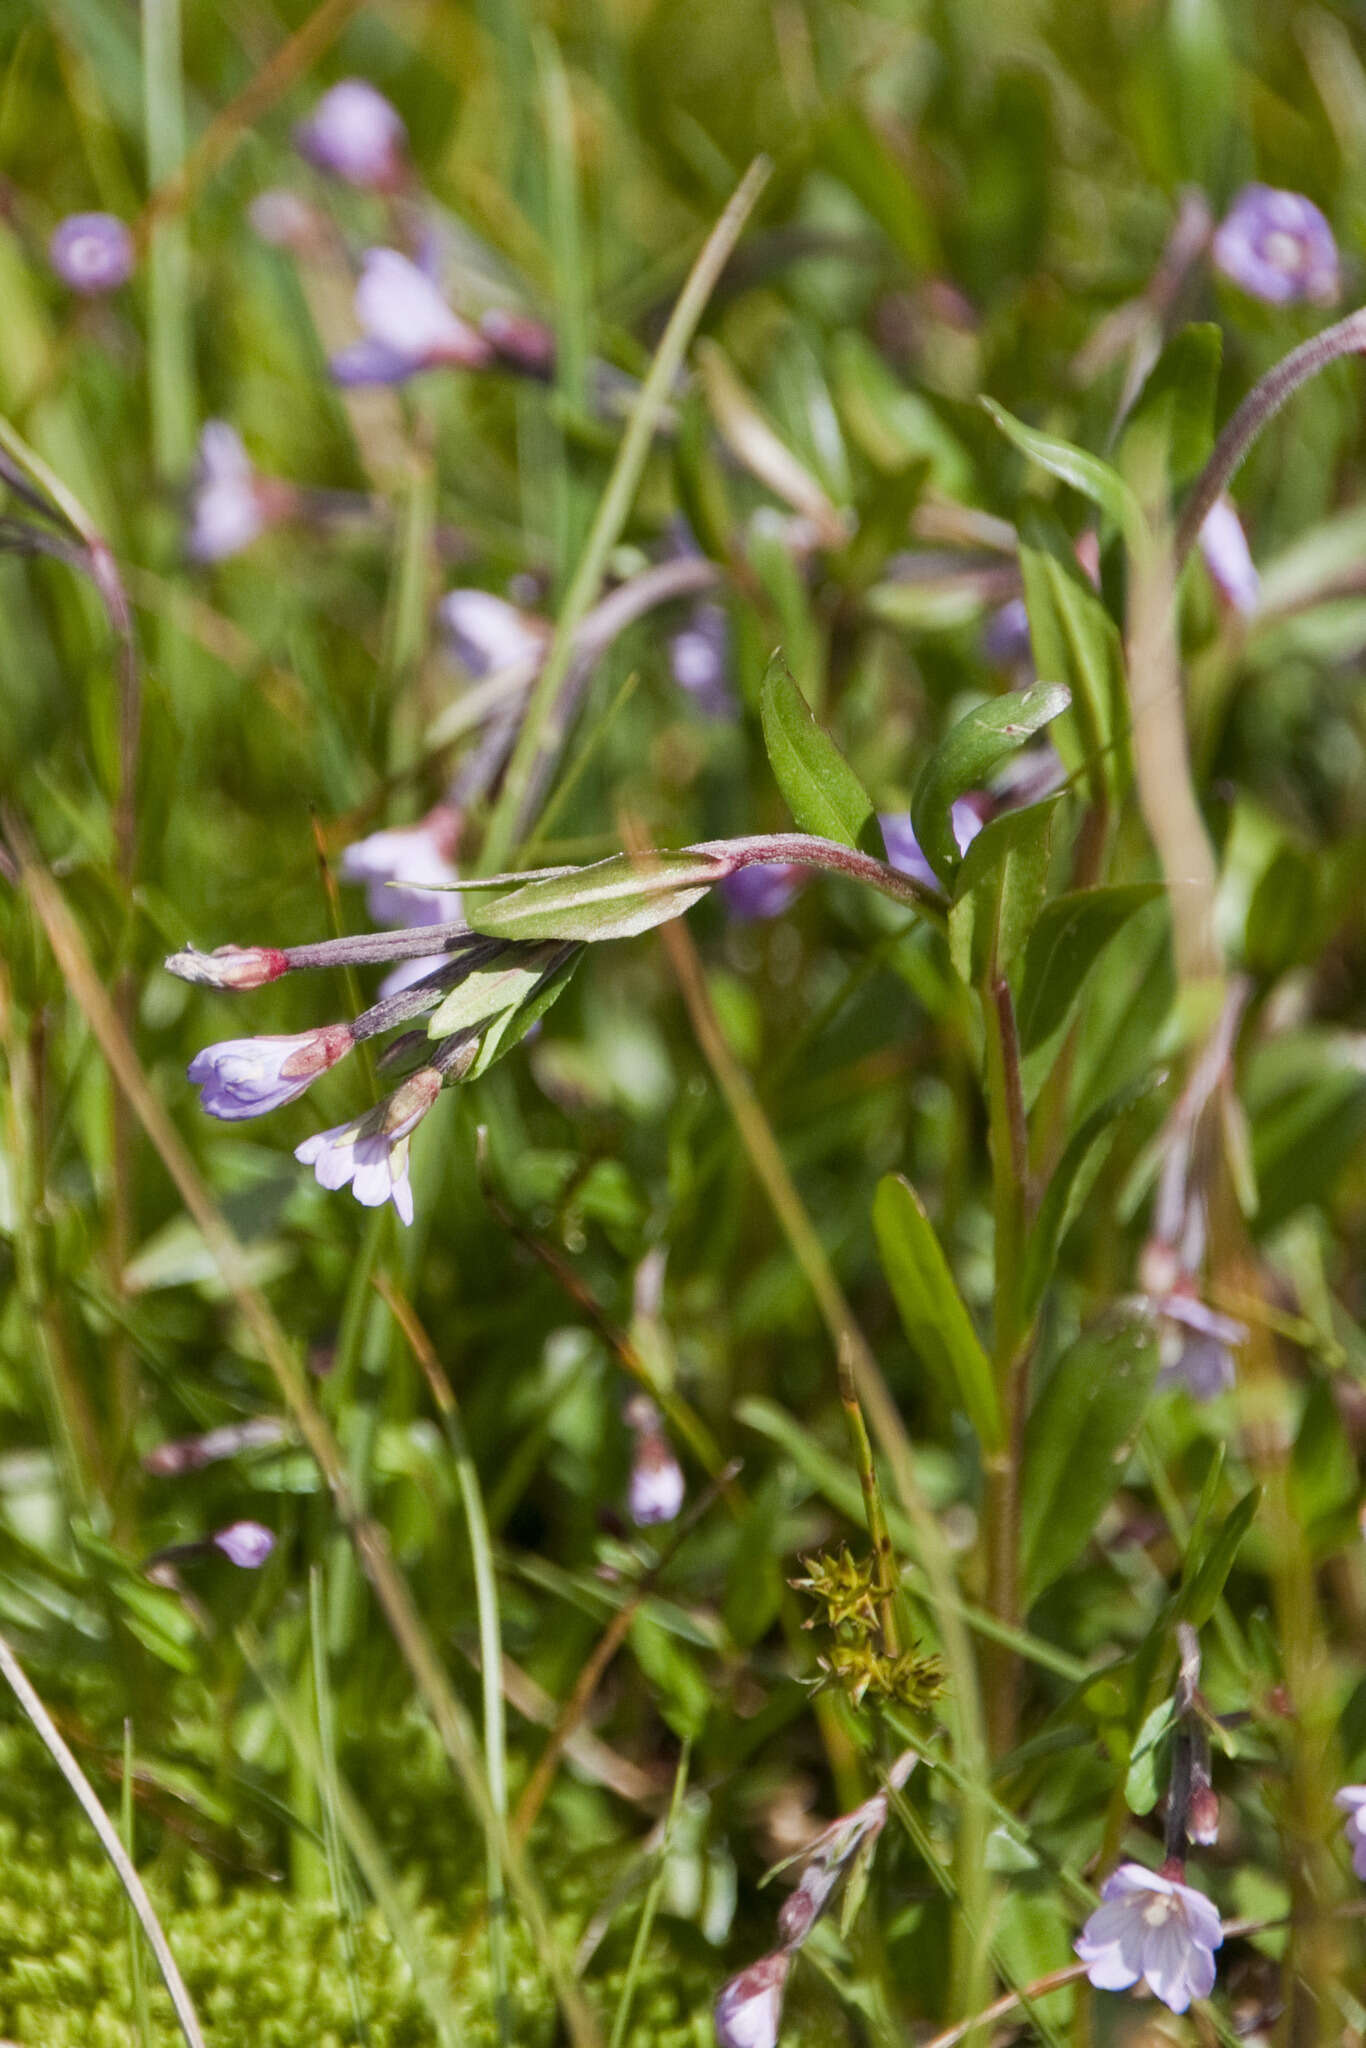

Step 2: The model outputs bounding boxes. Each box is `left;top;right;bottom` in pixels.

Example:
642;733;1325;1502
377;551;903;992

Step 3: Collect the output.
1335;1786;1366;1879
1198;497;1260;617
1075;1863;1222;2014
294;1067;442;1226
720;863;805;922
668;602;735;719
1212;184;1340;306
187;422;295;564
713;1951;789;2048
437;589;548;678
48;212;135;295
330;248;492;386
187;1024;354;1120
212;1521;276;1569
624;1396;685;1526
295;79;407;190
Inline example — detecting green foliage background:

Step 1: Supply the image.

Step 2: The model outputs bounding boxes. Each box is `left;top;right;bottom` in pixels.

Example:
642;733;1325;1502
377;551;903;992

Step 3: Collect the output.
3;0;1366;2041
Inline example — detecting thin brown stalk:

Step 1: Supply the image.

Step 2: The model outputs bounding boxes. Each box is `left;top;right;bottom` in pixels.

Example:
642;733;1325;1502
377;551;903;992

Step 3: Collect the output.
7;813;602;2048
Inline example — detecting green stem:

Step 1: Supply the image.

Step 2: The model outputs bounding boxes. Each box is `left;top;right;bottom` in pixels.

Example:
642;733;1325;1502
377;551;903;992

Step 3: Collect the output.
480;157;770;868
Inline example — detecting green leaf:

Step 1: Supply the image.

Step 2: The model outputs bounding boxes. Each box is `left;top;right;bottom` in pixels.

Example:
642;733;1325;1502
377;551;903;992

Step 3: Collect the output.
949;798;1057;984
910;682;1070;882
1178;1486;1261;1628
427;947;563;1039
1023;1070;1165;1314
1121;323;1222;488
1020;1318;1158;1606
466;948;583;1078
1017;884;1165;1053
1125;1699;1176;1815
872;1175;1003;1450
1018;510;1128;800
981;398;1143;536
465;851;722;942
759;652;878;852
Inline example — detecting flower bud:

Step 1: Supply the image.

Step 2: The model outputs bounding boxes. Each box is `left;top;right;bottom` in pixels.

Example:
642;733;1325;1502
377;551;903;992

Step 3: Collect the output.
164;944;289;989
296;79;407;191
212;1521;276;1569
1187;1786;1220;1846
714;1951;789;2048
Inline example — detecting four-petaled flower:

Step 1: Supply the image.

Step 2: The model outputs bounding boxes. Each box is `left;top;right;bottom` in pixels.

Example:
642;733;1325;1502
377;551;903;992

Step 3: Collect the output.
1335;1786;1366;1879
295;1067;442;1226
295;79;407;190
330;249;492;386
1075;1863;1223;2015
188;1024;353;1120
1212;184;1340;306
49;212;135;295
713;1950;789;2048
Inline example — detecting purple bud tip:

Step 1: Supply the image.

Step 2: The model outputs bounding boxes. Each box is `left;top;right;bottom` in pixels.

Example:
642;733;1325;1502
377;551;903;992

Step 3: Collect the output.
212;1521;276;1569
49;213;136;296
720;863;805;922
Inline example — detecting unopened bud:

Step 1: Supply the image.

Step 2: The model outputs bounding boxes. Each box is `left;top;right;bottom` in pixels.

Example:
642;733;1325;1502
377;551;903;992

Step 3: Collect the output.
212;1521;276;1570
165;944;288;989
1187;1786;1220;1846
714;1950;789;2048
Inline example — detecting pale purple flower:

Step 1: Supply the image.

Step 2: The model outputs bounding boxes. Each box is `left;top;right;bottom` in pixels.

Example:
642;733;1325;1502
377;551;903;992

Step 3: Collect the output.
438;589;547;677
878;813;937;890
624;1397;684;1526
330;249;492;385
295;79;407;190
1199;497;1259;616
295;1067;442;1226
1075;1863;1222;2014
340;809;462;999
668;603;735;719
340;809;461;929
1213;184;1340;306
981;596;1032;671
1156;1292;1246;1400
187;422;295;563
144;1417;286;1477
1335;1786;1366;1880
212;1520;276;1569
49;212;135;295
721;863;804;922
188;1024;353;1121
714;1951;789;2048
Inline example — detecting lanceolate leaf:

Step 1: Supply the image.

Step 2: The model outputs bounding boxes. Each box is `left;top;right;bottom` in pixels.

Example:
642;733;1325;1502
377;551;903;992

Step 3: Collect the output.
427;946;563;1039
981;397;1143;537
465;851;724;942
911;681;1070;882
1020;1318;1158;1606
759;652;878;852
1017;883;1165;1053
466;948;583;1078
872;1175;1002;1450
1177;1485;1261;1629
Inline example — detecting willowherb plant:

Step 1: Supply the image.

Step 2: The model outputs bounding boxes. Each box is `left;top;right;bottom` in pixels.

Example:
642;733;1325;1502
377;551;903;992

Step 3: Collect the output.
12;24;1366;2043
